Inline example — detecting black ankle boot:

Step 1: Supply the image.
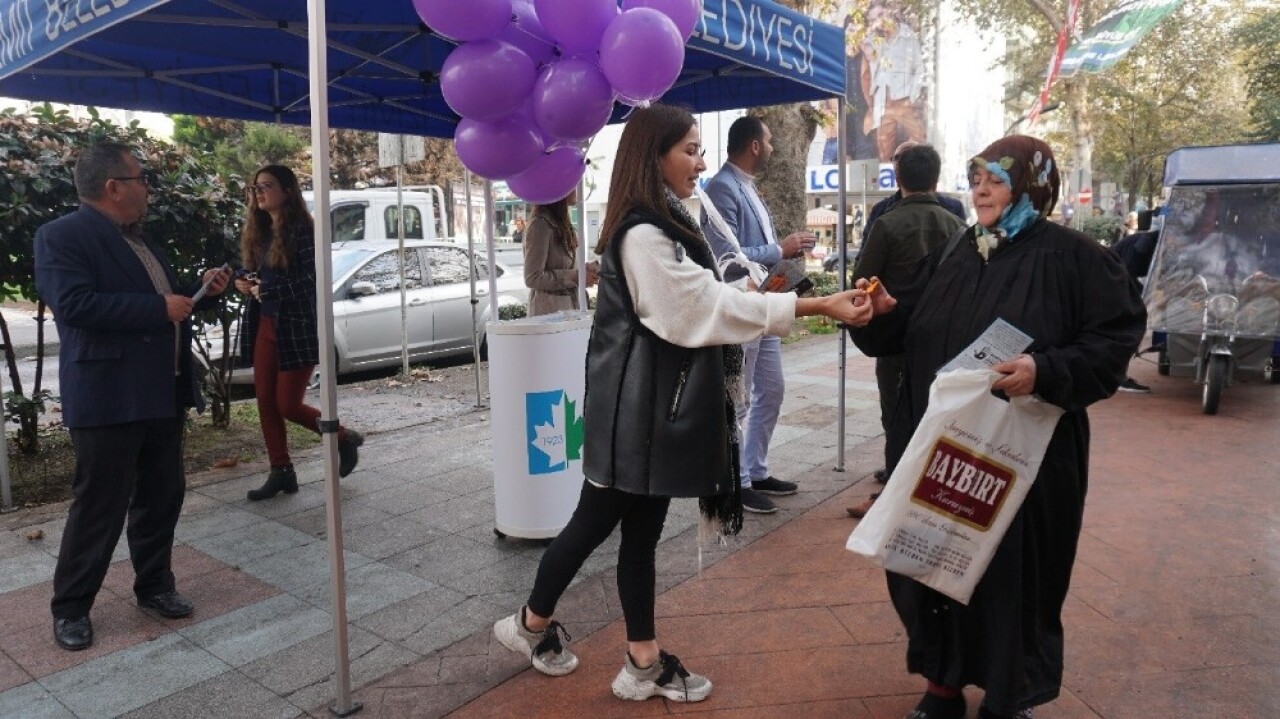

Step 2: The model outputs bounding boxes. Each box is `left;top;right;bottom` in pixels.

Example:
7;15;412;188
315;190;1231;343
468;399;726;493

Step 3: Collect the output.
247;465;298;501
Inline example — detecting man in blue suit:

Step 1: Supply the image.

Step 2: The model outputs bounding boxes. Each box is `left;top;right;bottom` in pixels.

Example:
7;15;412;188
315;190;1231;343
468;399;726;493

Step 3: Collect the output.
701;116;816;514
35;143;231;651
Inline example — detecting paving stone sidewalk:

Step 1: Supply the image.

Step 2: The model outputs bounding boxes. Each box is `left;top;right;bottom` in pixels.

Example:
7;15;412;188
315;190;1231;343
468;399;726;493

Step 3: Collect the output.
1;333;888;719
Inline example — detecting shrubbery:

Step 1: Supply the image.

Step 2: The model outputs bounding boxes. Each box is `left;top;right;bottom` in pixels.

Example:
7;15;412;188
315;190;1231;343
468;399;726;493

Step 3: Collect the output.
1079;214;1125;246
1;104;246;450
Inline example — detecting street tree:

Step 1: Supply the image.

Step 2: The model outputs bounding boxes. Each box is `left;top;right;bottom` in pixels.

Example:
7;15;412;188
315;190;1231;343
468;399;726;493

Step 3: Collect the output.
946;0;1116;203
1234;7;1280;142
1088;2;1250;209
172;115;309;182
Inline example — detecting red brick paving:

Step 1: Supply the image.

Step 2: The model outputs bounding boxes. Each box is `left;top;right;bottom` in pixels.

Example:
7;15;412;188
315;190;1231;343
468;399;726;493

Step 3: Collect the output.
0;544;279;687
429;360;1279;718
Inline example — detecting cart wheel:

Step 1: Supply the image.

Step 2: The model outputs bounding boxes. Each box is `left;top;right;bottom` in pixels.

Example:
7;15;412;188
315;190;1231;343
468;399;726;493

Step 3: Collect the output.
1157;350;1170;376
493;528;507;540
1202;354;1228;415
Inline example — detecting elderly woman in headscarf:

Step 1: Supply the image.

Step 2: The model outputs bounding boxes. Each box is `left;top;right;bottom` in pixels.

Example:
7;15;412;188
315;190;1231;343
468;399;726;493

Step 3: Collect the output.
849;136;1146;719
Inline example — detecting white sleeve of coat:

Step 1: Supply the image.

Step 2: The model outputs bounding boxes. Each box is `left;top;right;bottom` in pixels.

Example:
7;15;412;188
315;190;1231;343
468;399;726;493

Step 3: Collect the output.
618;224;796;348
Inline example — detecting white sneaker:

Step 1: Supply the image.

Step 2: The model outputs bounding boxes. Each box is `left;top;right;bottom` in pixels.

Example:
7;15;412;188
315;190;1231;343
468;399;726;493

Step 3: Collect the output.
611;650;711;702
493;610;578;676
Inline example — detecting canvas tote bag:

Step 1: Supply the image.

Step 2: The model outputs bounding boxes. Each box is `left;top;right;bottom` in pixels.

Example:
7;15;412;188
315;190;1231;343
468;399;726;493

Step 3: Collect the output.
846;369;1064;604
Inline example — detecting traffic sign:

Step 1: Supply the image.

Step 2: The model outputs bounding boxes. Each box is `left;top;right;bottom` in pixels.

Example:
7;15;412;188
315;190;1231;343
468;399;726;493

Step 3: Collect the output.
1078;187;1093;204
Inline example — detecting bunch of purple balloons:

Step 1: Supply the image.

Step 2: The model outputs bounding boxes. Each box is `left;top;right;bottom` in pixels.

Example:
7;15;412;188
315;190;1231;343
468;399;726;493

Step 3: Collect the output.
415;0;701;204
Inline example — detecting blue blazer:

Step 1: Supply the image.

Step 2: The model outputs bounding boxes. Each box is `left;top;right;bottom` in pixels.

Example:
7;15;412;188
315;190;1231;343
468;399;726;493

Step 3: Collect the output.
34;205;211;429
701;164;783;268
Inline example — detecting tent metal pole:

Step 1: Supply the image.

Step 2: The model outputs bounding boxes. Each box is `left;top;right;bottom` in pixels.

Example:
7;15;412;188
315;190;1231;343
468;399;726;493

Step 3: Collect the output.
834;94;849;473
305;0;360;714
466;171;483;407
576;177;588;311
397;159;409;377
484;183;499;323
0;356;11;511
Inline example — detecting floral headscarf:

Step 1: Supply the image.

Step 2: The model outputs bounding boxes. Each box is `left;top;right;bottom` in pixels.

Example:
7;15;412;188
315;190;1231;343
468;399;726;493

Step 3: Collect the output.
968;135;1061;253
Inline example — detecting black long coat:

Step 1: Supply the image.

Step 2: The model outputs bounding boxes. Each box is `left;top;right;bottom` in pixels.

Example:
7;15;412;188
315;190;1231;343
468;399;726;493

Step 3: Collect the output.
851;219;1146;714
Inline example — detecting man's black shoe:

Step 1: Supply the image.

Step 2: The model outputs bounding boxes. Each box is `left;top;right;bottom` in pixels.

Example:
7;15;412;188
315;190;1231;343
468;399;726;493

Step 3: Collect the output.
873;467;888;484
54;616;93;651
1118;377;1151;393
751;476;798;496
137;590;194;619
338;429;365;477
741;487;779;514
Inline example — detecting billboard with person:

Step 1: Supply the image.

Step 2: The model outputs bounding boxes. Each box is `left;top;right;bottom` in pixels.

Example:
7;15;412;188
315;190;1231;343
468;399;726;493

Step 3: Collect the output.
822;0;929;165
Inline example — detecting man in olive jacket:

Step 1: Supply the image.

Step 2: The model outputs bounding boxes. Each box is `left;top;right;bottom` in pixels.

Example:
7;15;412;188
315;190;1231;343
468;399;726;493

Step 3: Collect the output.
848;144;964;517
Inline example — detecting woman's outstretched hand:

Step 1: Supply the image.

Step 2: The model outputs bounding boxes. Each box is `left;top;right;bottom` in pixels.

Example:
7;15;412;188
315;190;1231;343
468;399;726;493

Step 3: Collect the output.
821;290;874;327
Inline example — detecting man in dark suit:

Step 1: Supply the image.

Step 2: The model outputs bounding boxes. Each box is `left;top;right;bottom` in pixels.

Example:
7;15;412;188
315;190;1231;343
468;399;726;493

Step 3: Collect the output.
35;143;231;651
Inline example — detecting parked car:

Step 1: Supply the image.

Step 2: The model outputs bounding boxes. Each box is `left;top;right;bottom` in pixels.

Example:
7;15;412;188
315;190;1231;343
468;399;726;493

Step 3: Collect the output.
822;246;858;273
198;240;528;385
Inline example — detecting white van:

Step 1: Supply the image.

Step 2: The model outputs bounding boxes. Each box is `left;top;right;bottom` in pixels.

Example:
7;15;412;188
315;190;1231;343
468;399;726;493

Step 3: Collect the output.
303;189;439;244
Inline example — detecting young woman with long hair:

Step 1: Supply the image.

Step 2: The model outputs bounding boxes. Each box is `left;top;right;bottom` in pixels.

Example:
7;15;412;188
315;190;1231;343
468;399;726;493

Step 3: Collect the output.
234;165;364;500
492;104;873;703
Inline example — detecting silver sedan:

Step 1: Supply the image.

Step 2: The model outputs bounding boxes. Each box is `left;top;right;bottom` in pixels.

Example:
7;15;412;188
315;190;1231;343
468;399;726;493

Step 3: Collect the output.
200;240;528;383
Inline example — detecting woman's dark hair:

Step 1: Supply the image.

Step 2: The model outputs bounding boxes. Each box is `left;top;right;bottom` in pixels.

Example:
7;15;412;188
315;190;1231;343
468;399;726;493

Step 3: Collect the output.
597;104;699;254
534;195;578;255
240;165;313;271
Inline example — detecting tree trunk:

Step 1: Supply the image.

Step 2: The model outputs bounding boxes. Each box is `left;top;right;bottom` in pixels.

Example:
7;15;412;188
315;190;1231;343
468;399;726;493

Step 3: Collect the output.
753;104;821;242
1066;77;1094;224
0;313;40;454
443;181;456;238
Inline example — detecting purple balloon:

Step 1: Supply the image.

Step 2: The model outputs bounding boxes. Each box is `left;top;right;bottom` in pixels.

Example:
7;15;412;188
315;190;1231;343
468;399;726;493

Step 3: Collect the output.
622;0;701;40
508;146;587;205
455;116;545;180
599;9;684;105
533;57;616;142
534;0;618;55
440;40;537;121
498;0;556;67
414;0;512;42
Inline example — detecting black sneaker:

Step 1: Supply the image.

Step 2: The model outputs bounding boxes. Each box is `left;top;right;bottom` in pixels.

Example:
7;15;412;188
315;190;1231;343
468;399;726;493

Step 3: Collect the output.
751;476;798;496
740;487;778;514
872;467;888;484
1118;377;1151;393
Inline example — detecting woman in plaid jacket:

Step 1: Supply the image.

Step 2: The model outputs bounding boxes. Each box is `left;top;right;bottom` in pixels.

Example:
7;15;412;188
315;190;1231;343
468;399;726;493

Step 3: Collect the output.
234;165;364;500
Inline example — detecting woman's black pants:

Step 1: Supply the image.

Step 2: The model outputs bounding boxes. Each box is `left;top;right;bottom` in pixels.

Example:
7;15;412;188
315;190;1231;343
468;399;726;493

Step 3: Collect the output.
526;480;670;642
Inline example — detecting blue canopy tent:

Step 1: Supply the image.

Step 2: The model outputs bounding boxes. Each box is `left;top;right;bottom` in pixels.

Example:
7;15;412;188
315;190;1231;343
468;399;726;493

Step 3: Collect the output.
0;1;846;714
1;1;843;132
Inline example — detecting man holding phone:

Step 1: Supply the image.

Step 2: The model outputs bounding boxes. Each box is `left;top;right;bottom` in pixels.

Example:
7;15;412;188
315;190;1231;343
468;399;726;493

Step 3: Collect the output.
702;116;817;514
34;142;232;651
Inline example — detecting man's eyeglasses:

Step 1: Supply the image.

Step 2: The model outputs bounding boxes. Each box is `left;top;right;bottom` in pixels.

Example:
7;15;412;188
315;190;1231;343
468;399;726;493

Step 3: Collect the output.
110;175;148;186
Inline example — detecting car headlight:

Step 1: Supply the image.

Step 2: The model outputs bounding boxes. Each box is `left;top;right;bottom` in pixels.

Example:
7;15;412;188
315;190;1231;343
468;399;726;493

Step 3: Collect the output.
1205;293;1238;327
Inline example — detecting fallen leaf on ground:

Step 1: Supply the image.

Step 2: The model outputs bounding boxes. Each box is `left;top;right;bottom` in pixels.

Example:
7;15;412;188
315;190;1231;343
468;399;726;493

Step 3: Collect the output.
25;529;44;541
212;457;240;469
